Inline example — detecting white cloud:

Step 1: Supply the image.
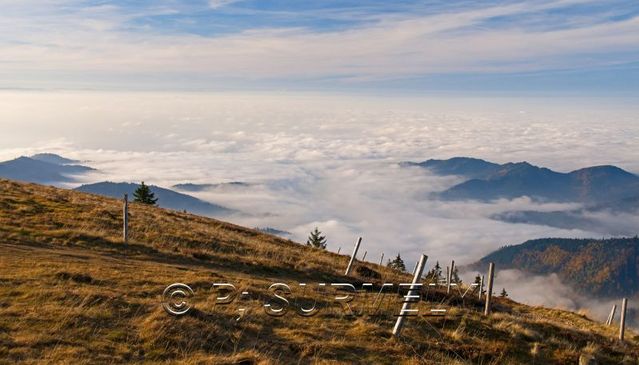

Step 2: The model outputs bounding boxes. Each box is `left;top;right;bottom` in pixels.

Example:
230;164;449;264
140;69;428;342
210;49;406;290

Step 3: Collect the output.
208;0;243;9
0;0;637;86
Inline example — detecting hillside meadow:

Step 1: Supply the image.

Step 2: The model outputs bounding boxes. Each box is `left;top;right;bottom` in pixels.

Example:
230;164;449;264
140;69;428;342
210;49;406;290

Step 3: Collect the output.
0;179;637;364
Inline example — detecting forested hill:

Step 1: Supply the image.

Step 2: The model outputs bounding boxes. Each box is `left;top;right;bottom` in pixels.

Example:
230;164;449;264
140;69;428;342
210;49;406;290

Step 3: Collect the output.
474;237;639;297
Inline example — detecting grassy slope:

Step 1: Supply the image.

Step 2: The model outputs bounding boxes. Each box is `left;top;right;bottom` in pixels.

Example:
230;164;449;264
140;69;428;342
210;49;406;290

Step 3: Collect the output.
0;179;637;364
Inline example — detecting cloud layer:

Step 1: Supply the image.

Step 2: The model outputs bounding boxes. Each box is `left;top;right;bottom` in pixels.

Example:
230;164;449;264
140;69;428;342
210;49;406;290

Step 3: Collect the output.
0;0;638;89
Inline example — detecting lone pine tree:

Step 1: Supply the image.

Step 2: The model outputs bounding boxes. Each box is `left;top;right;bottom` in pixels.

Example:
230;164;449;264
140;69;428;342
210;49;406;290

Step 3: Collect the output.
306;227;327;249
500;288;509;298
452;266;462;284
133;181;158;205
426;261;443;282
474;275;483;295
387;253;406;272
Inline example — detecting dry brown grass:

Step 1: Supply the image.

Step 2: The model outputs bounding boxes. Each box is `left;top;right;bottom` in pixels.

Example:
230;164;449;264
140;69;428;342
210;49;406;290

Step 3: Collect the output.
0;179;638;364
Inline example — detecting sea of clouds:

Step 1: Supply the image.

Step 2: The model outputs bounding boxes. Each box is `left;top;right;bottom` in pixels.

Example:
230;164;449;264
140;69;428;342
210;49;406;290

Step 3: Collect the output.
1;91;638;320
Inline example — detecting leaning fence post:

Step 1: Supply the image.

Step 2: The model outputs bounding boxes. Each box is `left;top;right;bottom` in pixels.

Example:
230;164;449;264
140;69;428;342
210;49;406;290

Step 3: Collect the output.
379;252;384;266
478;275;484;300
619;298;628;341
337;247;341;255
606;304;617;326
447;260;455;294
362;251;367;261
392;254;428;336
344;237;362;275
123;193;128;243
484;262;495;315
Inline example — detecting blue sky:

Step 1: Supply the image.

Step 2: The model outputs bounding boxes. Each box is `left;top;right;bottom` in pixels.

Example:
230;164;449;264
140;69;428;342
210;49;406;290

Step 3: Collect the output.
1;0;638;95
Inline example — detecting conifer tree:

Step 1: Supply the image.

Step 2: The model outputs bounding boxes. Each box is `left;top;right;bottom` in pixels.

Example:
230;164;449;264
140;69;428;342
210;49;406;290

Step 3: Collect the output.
133;181;158;205
306;227;327;249
474;274;482;294
387;253;406;272
500;288;508;298
452;266;462;284
426;261;443;283
434;261;442;278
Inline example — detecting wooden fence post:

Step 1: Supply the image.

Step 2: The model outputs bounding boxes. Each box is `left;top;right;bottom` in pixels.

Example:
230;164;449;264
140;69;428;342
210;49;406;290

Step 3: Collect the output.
478;275;484;300
484;262;495;316
447;260;455;294
392;254;428;336
337;247;341;255
606;304;617;326
123;193;128;243
379;252;384;266
619;298;627;341
362;251;367;261
344;237;362;276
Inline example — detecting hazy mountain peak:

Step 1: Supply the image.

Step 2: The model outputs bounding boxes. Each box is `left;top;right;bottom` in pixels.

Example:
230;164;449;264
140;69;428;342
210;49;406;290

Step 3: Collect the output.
570;165;637;178
0;155;94;185
30;153;79;165
405;156;501;179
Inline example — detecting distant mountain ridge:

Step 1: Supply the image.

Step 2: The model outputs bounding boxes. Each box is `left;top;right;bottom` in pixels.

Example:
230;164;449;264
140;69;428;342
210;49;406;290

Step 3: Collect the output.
471;237;639;297
75;182;235;217
0;154;94;184
401;157;502;179
405;157;639;204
